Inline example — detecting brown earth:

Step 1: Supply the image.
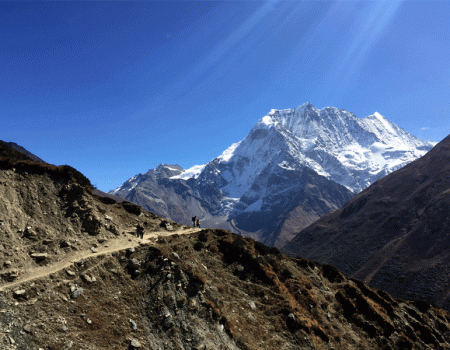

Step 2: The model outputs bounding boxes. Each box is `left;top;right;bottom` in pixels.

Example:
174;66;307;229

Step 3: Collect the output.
2;142;450;349
283;134;450;310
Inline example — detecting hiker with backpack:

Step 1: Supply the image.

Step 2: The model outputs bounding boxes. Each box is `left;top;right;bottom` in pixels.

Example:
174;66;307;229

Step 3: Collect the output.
192;216;196;227
196;219;200;228
136;223;144;239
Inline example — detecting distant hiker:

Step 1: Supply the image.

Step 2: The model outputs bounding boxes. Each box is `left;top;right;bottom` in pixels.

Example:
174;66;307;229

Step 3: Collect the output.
192;216;196;227
196;219;200;228
136;224;144;239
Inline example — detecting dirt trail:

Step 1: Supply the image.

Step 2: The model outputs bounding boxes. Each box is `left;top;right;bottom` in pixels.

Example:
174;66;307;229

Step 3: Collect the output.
0;227;201;292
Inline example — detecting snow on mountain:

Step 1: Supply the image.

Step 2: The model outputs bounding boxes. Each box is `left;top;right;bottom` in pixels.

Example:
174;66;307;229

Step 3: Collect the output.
197;102;434;196
170;164;206;180
111;164;184;196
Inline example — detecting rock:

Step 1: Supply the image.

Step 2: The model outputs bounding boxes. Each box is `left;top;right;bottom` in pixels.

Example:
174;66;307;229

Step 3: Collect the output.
66;270;76;277
128;247;135;254
81;274;96;284
23;325;32;334
83;215;102;235
249;301;256;310
130;258;140;268
7;269;20;281
193;344;206;350
14;290;26;297
108;224;119;235
236;265;244;272
24;226;36;237
30;253;47;260
71;288;84;299
172;252;180;260
4;261;11;267
130;338;142;348
165;224;174;231
60;240;71;248
98;238;107;243
130;319;137;330
91;247;98;253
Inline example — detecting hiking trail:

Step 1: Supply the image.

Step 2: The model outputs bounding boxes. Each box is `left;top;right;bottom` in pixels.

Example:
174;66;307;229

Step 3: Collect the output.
0;227;201;292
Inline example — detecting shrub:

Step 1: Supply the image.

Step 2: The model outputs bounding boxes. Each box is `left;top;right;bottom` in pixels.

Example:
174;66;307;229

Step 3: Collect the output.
122;201;142;215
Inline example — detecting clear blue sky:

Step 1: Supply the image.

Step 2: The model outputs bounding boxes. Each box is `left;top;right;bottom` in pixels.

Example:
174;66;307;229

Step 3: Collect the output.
2;1;450;192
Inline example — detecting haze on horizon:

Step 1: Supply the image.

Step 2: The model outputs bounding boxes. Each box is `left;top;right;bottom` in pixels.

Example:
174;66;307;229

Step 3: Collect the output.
1;1;449;192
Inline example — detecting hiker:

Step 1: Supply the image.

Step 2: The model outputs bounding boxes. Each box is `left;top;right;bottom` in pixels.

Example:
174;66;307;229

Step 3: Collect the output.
192;216;196;227
136;223;144;239
196;219;200;228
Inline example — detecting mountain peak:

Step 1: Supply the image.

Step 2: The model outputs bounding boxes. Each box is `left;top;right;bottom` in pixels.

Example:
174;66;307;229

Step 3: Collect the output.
296;102;315;110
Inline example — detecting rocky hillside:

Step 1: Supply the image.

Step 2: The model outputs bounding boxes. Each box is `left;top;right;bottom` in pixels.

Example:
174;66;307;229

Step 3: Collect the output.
283;133;450;310
2;142;450;349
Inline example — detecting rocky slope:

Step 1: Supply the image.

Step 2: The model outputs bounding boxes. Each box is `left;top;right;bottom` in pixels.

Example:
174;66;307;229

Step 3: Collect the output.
0;141;46;164
113;103;433;248
2;142;450;349
283;133;450;311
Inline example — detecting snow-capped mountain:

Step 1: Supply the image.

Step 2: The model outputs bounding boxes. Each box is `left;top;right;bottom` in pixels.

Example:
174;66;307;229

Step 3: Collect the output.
111;103;435;247
199;103;433;196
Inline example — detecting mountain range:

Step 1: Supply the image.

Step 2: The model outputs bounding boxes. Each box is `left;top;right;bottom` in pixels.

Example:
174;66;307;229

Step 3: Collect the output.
111;103;434;248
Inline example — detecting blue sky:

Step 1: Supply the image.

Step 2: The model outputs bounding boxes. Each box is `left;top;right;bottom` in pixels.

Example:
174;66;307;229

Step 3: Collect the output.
2;1;450;192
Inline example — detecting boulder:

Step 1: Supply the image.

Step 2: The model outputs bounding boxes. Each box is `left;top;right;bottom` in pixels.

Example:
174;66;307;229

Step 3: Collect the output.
71;287;84;299
30;253;48;260
83;214;102;235
130;338;142;348
81;274;96;284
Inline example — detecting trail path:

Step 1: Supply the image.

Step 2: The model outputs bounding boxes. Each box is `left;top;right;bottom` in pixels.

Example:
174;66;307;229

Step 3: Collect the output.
0;227;201;292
